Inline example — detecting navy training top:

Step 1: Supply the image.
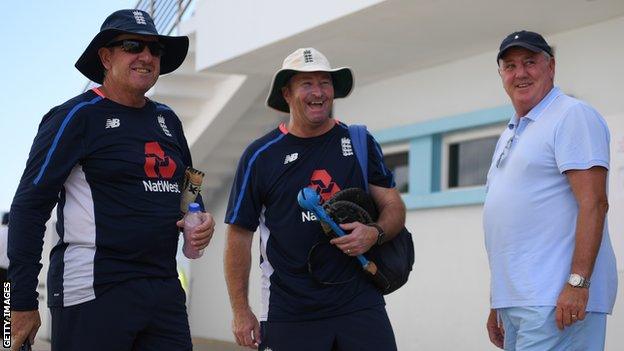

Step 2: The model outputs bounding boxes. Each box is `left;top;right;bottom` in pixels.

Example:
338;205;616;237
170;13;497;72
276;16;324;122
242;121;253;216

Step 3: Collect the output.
8;88;201;310
226;121;394;322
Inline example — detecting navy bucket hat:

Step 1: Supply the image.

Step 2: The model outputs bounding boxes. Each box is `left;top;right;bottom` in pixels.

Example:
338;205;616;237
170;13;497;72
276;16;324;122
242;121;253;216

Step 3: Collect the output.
75;9;189;84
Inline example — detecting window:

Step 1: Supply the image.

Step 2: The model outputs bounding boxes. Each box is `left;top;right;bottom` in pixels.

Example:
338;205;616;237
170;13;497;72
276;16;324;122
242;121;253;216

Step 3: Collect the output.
382;143;409;194
371;104;513;209
447;136;498;188
442;124;504;189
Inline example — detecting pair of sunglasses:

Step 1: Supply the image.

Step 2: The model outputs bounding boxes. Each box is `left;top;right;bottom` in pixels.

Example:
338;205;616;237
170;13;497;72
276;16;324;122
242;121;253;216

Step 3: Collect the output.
106;39;165;57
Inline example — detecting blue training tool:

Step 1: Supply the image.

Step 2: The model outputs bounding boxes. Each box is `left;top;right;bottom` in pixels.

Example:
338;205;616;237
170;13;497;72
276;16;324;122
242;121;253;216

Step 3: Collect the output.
297;187;370;268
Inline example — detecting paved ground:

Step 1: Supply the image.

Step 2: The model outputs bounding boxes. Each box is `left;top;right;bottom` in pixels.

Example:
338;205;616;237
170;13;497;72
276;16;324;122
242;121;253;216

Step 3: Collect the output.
1;339;49;351
193;338;247;351
3;338;245;351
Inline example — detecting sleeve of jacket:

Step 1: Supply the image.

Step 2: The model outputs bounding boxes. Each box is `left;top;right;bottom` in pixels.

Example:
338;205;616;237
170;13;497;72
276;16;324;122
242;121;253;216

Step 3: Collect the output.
224;141;264;232
8;104;86;311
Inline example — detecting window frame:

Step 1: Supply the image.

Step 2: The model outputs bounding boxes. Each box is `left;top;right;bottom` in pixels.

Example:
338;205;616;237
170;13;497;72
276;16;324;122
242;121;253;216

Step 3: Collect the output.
371;105;513;210
381;142;410;194
441;124;505;191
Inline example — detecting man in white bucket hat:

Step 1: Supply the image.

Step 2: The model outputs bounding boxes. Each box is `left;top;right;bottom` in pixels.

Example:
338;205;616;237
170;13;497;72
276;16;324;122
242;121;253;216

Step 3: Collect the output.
224;48;405;350
265;48;354;114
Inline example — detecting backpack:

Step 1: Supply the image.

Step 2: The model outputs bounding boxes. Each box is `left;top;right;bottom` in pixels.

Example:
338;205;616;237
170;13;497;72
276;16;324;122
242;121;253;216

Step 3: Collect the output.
348;124;415;295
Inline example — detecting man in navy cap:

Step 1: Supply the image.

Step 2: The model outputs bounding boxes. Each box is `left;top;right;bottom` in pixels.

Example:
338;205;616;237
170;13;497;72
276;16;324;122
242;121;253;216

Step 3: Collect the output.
9;9;214;351
484;30;617;350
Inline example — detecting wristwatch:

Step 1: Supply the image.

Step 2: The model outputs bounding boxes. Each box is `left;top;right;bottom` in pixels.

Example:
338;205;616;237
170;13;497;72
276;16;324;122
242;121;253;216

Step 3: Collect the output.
370;223;385;246
568;273;590;288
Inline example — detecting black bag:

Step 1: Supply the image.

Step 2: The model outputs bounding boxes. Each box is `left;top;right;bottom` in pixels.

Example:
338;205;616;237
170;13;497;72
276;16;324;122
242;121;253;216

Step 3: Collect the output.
348;125;414;294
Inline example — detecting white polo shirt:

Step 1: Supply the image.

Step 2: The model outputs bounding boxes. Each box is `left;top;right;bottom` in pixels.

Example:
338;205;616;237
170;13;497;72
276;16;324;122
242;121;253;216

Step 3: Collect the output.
483;87;618;313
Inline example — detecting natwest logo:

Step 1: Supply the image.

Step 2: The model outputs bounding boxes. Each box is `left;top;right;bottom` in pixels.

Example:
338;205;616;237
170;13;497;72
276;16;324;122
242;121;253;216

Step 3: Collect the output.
309;169;340;202
143;142;180;193
143;179;180;193
144;142;176;179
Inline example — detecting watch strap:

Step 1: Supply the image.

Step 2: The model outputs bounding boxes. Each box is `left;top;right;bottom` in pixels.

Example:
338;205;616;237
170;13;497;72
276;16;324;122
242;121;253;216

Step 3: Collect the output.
370;223;385;246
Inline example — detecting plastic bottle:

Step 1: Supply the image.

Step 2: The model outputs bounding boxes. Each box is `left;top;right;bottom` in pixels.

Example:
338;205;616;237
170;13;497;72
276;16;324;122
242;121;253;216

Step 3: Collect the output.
183;203;204;259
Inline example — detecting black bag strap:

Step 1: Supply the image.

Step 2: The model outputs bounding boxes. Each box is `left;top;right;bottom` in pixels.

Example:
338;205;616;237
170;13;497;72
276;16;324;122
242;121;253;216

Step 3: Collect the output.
306;125;368;286
347;125;369;192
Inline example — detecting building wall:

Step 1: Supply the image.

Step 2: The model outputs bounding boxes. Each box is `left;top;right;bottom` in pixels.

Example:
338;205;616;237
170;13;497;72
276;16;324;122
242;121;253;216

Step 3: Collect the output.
188;188;249;340
189;16;624;350
188;0;384;70
336;16;624;350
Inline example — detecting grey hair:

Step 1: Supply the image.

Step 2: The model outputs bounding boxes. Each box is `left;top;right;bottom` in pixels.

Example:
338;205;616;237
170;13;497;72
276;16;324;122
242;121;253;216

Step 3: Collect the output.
541;51;553;61
497;50;553;68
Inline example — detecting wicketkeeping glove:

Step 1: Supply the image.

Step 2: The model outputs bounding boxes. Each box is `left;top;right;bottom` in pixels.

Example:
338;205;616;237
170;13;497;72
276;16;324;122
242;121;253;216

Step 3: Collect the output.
321;188;379;237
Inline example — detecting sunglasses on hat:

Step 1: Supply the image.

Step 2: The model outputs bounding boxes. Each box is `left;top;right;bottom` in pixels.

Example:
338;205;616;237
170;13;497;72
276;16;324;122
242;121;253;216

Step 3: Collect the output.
105;39;165;57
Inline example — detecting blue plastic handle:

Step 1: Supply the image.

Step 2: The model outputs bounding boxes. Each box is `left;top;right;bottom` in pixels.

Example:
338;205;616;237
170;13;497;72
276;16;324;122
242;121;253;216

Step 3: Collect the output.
297;187;369;267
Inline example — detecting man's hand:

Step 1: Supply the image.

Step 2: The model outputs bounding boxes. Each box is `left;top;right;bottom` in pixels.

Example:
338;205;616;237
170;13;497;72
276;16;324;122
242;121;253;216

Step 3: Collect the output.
330;222;377;256
555;284;588;330
232;308;261;349
486;309;504;349
225;224;257;349
177;212;215;251
10;310;40;351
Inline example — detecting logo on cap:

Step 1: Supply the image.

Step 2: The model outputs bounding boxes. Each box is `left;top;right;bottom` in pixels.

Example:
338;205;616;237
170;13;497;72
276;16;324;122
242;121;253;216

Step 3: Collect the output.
303;49;314;63
133;11;147;25
514;35;519;39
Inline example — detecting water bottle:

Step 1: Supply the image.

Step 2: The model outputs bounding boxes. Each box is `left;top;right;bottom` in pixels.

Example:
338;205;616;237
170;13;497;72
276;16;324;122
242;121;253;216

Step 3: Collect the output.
183;203;204;259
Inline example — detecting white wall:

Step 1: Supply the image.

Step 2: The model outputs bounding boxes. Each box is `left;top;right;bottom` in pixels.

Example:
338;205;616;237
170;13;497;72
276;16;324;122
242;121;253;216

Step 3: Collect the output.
188;188;265;342
188;0;384;70
188;188;236;339
335;16;624;350
389;205;492;349
189;16;624;350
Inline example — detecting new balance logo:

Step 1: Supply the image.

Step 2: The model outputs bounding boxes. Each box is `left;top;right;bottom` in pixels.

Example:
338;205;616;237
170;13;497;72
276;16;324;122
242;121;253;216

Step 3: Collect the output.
284;152;298;164
105;118;120;129
133;11;147;25
341;137;353;156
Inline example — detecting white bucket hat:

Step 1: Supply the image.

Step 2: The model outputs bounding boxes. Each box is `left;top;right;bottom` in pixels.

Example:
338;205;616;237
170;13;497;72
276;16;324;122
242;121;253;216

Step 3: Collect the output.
266;48;354;113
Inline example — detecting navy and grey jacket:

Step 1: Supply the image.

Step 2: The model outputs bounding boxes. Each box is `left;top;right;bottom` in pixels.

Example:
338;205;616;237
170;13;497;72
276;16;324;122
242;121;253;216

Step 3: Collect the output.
8;88;201;310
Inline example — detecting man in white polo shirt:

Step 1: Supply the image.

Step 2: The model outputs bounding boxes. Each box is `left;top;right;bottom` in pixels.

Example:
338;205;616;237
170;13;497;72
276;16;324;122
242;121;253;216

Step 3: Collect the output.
483;30;618;350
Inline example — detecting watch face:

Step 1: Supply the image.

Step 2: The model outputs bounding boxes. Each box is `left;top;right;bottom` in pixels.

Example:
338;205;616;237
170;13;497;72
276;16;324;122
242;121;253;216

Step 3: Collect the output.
570;274;582;286
377;232;385;245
